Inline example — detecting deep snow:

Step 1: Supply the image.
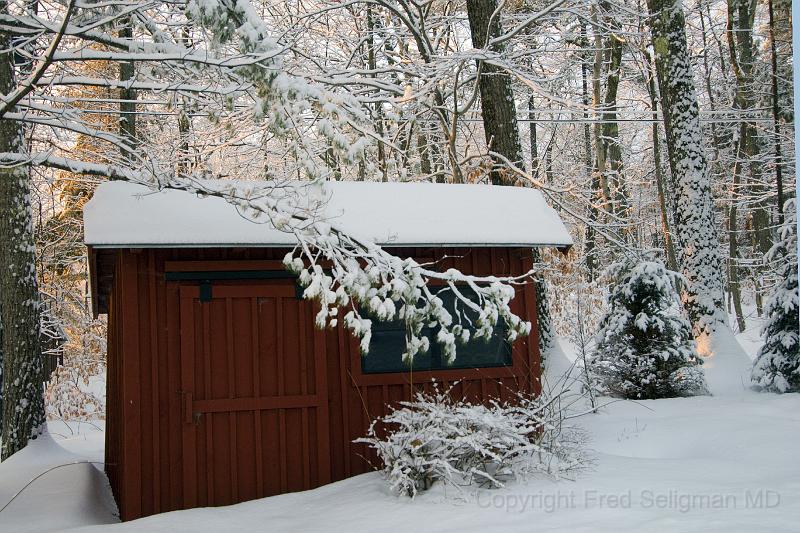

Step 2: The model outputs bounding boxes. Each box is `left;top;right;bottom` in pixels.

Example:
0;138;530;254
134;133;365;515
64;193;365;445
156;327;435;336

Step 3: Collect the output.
0;422;115;532
1;333;798;533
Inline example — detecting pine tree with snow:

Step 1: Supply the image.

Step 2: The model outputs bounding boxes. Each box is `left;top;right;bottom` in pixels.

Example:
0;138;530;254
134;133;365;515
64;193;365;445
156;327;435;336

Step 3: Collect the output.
589;259;708;399
751;199;799;393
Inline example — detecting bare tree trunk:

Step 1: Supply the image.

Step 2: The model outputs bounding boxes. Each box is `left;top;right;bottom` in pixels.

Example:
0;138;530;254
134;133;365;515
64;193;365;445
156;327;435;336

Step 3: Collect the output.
597;2;629;221
177;103;192;176
698;6;723;164
176;27;192;177
645;52;678;272
726;0;773;325
581;19;600;280
464;0;552;352
590;5;610;206
727;0;770;256
767;0;786;224
0;30;46;459
394;121;412;176
0;316;3;428
417;127;433;178
728;139;747;332
528;95;539;176
366;5;388;181
581;34;593;181
119;19;137;165
465;0;524;185
544;128;554;184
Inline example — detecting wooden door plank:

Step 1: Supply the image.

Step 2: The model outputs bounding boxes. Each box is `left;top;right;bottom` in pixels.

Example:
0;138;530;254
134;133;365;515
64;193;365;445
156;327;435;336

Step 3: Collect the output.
313;307;331;485
250;299;264;497
179;287;197;509
147;253;161;514
120;253;142;520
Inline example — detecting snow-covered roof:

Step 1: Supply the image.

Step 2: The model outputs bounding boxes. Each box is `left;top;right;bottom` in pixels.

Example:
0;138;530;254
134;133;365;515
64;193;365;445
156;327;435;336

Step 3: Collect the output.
83;180;573;248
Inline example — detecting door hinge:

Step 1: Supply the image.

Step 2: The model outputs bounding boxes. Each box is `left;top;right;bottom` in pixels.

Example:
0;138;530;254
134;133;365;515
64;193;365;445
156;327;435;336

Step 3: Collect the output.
199;281;212;302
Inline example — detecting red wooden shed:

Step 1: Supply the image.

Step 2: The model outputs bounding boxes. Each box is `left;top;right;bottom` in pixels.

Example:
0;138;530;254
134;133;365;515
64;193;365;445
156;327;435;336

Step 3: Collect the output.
84;180;572;521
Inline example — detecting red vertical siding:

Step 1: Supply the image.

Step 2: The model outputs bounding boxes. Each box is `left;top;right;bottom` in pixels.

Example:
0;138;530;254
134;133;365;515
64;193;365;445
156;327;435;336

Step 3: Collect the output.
102;246;541;521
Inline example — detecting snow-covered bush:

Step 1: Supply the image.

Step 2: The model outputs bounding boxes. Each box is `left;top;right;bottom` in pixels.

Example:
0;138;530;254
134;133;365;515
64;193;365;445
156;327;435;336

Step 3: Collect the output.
752;200;799;393
43;318;107;421
356;384;586;497
549;250;606;342
588;259;708;399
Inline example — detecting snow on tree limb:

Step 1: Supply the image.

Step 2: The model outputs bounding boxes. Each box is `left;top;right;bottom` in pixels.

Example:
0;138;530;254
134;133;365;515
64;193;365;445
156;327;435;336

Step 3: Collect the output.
2;149;536;363
0;0;562;364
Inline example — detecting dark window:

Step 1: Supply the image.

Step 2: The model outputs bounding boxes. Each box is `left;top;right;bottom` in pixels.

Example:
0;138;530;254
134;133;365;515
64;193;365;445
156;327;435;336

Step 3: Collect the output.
360;288;512;374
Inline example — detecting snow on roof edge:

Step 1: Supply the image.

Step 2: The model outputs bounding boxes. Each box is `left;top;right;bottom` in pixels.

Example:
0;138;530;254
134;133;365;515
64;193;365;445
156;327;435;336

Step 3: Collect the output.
87;242;572;249
84;180;574;248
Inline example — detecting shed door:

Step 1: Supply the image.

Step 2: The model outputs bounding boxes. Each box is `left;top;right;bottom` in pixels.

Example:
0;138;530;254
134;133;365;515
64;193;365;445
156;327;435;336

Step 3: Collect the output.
179;283;330;509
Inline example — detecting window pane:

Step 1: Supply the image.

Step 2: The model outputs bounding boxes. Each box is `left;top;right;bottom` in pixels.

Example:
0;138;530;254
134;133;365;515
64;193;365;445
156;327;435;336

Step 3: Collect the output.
360;324;434;374
359;286;514;374
434;329;512;369
430;288;512;370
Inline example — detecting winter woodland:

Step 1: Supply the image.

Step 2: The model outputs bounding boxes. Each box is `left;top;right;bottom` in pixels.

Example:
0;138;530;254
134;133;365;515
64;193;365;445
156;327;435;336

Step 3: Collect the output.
0;0;796;509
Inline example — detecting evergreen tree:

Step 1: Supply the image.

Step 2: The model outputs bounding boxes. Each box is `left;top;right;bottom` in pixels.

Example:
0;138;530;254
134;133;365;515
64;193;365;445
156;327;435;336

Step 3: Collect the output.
589;259;708;399
751;199;799;393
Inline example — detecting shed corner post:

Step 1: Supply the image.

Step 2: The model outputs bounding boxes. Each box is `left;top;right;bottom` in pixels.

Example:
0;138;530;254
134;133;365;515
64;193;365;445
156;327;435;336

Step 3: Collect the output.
520;251;543;396
119;249;143;520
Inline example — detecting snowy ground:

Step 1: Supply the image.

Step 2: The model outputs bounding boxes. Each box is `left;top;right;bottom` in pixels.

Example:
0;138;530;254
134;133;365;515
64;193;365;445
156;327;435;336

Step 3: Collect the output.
0;421;115;532
1;326;798;533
